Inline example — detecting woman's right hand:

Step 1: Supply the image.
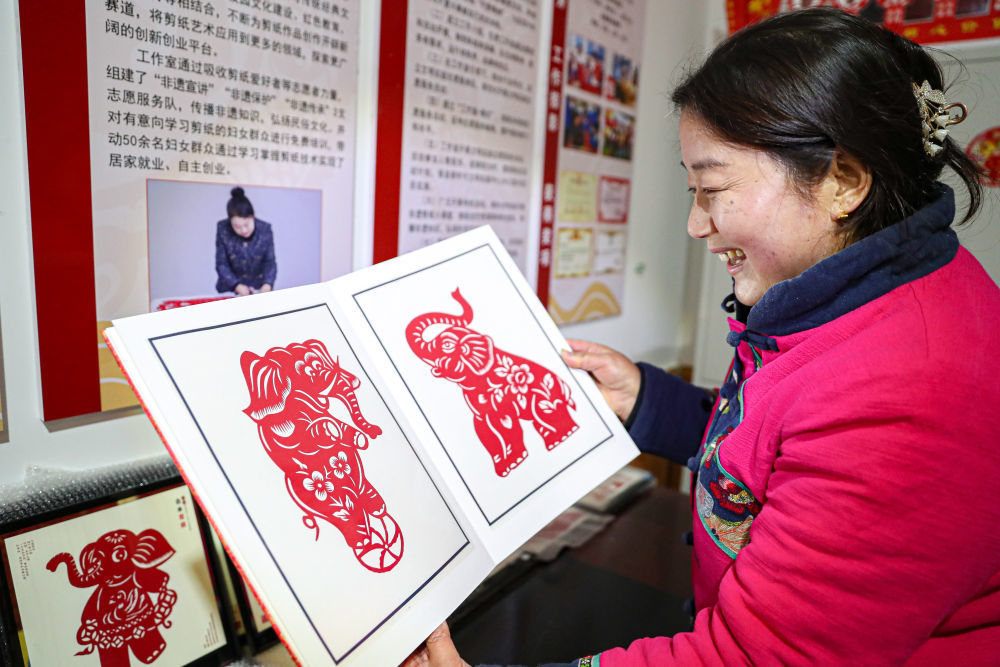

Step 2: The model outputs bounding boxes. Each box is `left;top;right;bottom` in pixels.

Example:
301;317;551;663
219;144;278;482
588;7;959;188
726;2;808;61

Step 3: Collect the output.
562;339;641;422
234;283;251;296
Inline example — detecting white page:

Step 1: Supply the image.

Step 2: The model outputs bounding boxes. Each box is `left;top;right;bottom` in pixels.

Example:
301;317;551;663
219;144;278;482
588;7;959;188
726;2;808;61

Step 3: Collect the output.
108;283;494;667
107;226;639;664
331;226;639;561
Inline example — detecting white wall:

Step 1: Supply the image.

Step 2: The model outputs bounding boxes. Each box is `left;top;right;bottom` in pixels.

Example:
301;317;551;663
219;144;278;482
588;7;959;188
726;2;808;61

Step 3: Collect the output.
0;2;712;487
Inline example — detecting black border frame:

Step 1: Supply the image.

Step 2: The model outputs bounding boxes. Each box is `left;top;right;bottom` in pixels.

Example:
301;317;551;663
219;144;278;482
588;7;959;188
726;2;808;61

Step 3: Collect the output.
0;475;239;667
352;243;616;525
149;302;471;663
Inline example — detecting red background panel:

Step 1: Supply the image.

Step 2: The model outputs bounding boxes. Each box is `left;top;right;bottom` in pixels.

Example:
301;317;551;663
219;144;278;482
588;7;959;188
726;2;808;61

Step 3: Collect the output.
19;2;102;420
372;2;409;264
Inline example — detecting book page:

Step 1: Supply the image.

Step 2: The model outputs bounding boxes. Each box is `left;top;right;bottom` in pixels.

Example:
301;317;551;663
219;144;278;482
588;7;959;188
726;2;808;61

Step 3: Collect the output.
330;226;639;561
108;282;493;667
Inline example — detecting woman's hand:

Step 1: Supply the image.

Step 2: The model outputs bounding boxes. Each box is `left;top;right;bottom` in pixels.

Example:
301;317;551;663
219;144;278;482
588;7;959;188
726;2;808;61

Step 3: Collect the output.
234;283;251;296
259;284;272;293
400;622;469;667
562;338;641;422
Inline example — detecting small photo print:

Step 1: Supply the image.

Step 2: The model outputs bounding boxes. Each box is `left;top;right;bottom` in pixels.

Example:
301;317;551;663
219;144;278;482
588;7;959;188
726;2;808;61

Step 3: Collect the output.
602;109;635;161
606;53;639;106
566;33;605;96
147;180;323;311
564;96;602;154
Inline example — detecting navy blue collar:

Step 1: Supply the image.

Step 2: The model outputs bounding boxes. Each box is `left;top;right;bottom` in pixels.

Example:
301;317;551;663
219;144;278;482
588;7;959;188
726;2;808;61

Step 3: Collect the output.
744;185;959;336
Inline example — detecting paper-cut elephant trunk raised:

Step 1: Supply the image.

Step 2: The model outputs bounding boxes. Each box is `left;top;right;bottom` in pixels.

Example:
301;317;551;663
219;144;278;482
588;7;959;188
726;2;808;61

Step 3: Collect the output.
407;288;578;477
47;528;177;667
241;340;402;572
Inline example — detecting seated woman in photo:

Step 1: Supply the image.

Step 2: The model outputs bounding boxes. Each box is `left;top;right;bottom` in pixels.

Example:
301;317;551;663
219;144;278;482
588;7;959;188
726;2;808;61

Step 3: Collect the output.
215;187;276;296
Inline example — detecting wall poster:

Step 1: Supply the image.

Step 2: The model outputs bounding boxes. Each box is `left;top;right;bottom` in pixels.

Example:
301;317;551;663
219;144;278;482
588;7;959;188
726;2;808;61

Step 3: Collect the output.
537;0;647;325
373;0;546;275
19;1;362;421
727;1;1000;43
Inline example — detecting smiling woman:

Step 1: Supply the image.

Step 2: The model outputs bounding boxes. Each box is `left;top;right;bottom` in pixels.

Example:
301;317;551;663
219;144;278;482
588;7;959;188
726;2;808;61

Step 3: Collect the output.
406;7;1000;667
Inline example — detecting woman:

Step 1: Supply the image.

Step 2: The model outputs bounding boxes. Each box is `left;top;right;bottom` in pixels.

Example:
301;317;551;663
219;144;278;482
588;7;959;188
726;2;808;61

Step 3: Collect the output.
408;8;1000;666
215;186;276;295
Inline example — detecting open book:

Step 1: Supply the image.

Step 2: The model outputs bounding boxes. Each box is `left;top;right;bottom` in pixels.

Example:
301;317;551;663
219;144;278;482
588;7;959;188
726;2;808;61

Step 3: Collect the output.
104;226;639;666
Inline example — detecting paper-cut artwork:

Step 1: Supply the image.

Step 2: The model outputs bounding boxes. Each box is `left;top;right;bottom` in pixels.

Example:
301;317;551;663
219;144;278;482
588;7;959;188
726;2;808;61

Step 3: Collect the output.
46;528;178;666
240;340;403;572
406;289;579;477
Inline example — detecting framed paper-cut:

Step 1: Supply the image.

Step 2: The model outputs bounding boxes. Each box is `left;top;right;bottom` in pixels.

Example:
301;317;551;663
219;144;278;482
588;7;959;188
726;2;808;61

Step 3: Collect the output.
208;526;278;653
102;226;638;665
0;481;236;667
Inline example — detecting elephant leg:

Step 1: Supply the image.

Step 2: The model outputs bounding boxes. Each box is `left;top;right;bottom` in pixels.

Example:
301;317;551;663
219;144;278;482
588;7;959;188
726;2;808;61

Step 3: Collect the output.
531;397;579;451
473;412;527;477
347;475;404;573
131;627;167;664
97;644;131;667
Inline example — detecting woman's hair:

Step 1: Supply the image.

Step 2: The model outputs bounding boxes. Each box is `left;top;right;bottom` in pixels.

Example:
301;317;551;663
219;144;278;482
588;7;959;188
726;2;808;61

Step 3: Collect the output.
226;187;255;218
672;8;984;243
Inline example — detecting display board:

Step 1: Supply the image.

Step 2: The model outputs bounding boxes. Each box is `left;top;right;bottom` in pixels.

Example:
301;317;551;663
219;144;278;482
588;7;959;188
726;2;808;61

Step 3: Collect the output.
536;0;647;325
18;1;362;421
373;0;547;274
727;0;1000;43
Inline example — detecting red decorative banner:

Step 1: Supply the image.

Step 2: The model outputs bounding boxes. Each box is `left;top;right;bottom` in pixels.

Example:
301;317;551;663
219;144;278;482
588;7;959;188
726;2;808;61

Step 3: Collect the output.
967;126;1000;187
728;1;1000;44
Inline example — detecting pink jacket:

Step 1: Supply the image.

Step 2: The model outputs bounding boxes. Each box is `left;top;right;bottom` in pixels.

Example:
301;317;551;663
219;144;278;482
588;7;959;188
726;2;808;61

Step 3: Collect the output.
606;190;1000;665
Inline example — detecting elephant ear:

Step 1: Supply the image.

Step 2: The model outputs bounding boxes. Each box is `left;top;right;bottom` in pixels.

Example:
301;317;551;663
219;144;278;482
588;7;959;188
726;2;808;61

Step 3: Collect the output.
459;332;494;375
133;529;175;569
242;351;291;422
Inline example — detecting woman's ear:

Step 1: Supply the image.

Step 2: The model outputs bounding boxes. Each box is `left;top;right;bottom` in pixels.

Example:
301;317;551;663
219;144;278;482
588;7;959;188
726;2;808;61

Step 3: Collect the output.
829;150;872;218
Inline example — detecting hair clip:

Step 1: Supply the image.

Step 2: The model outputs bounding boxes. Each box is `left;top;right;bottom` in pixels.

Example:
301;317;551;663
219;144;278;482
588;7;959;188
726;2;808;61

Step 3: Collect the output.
912;81;968;157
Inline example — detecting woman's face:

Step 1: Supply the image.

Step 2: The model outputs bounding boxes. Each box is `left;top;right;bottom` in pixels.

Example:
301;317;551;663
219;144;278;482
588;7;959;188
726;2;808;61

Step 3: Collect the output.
230;215;255;238
680;111;842;307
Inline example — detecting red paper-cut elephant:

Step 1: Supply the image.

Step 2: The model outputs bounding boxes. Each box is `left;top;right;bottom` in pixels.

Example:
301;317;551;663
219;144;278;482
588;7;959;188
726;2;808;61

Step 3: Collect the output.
47;528;177;667
406;288;578;477
241;340;403;572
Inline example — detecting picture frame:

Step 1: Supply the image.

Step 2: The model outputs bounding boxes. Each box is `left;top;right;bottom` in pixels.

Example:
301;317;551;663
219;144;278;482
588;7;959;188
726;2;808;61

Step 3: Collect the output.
207;526;279;655
0;476;239;667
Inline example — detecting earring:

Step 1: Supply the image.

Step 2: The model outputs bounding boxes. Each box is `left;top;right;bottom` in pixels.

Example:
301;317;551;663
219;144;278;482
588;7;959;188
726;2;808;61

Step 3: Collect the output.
837;208;849;220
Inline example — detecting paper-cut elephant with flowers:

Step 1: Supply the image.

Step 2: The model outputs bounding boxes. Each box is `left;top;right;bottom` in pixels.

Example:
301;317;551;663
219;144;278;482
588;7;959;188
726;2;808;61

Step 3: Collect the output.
406;288;578;477
241;339;403;572
47;528;177;667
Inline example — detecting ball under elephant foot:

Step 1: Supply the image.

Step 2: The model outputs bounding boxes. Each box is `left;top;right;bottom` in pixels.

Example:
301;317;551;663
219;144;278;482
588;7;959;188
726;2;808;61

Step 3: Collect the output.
543;425;579;451
353;514;404;573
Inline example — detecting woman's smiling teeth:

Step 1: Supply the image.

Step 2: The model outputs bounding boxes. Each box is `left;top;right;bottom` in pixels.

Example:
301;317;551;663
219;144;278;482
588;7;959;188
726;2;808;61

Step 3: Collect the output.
719;249;747;266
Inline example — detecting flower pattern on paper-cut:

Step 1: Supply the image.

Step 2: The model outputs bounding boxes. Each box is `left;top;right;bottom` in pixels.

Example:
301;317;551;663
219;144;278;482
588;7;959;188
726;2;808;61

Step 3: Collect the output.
494;355;535;395
329;451;352;479
302;470;335;502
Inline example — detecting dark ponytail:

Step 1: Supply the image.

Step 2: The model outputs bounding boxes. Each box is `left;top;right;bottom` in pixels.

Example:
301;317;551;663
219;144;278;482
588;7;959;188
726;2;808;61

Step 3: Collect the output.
671;8;984;244
226;187;255;219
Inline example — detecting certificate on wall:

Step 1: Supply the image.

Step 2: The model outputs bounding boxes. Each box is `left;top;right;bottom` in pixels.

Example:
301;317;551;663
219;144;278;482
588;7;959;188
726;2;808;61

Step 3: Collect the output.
373;0;547;275
18;1;363;420
537;0;647;324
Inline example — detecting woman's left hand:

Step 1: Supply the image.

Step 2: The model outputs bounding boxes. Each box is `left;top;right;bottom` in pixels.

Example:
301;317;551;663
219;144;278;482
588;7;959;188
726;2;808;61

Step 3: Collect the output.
259;284;272;293
399;622;470;667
